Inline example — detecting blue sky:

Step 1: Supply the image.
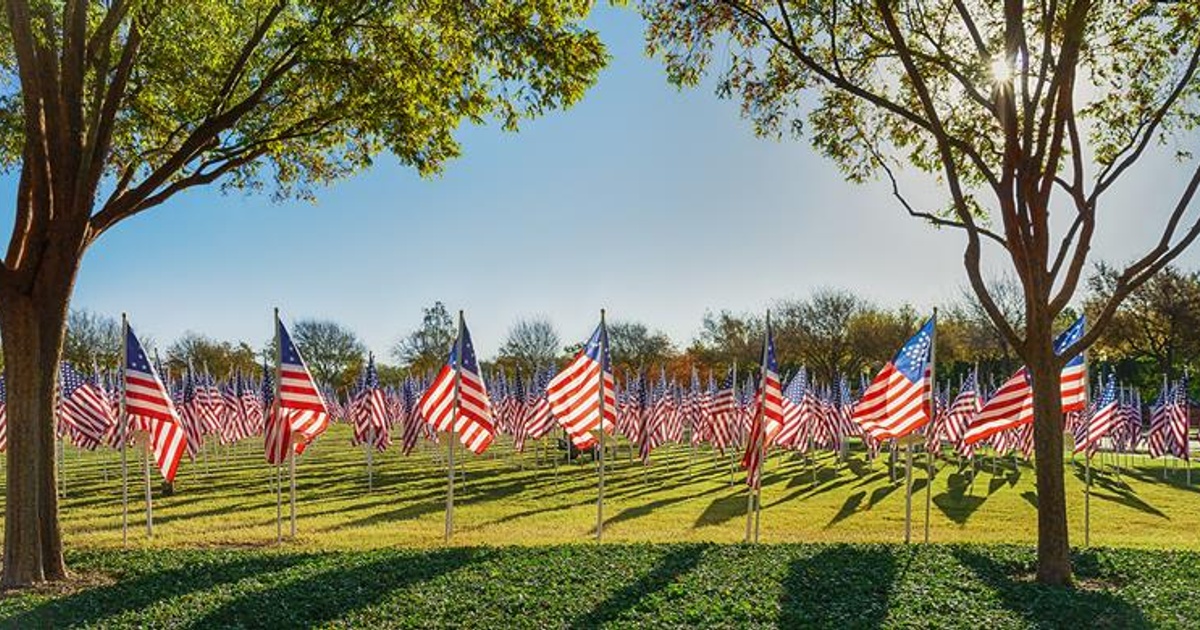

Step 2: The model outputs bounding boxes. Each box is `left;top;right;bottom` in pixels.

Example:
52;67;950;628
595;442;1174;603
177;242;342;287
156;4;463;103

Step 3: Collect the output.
3;5;1197;359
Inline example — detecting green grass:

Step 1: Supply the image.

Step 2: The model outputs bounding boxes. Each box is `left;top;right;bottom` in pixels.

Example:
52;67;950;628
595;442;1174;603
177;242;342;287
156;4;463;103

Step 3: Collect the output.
2;544;1198;628
2;424;1199;627
17;424;1200;550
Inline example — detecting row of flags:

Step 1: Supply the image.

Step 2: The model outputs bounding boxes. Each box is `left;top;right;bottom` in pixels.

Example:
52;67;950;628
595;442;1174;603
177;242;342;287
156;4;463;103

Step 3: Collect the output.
0;313;1194;488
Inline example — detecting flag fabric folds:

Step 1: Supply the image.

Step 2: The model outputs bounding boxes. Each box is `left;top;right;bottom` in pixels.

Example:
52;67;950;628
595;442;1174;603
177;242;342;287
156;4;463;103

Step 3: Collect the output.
124;325;188;482
417;318;496;455
851;317;935;442
546;322;616;448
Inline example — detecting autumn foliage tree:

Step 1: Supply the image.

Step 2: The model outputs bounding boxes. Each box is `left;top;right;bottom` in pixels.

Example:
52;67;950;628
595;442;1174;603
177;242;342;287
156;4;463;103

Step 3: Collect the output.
0;0;606;587
641;0;1200;584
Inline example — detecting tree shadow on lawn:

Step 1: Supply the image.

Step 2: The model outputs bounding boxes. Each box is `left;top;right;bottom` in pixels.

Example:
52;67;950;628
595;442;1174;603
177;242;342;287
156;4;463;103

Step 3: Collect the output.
779;545;899;628
950;547;1151;629
5;552;311;627
185;548;483;629
568;545;706;629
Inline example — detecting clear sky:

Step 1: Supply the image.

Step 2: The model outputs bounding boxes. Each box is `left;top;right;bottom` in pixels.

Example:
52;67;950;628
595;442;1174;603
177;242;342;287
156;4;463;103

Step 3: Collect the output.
2;5;1197;359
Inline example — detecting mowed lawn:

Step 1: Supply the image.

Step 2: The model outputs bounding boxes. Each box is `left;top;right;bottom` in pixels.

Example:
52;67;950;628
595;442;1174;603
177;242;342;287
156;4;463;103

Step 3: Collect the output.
4;423;1197;550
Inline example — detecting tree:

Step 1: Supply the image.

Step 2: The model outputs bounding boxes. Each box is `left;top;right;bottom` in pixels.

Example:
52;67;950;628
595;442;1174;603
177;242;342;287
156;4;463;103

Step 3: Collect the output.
497;318;561;373
689;310;762;370
642;0;1200;584
774;288;866;382
62;309;120;371
607;321;676;375
290;319;365;390
1086;263;1200;380
165;332;260;380
393;302;457;376
0;1;606;586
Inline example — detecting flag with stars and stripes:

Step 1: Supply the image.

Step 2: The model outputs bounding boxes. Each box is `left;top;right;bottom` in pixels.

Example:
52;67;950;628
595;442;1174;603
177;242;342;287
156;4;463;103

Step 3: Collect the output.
1074;376;1118;457
964;317;1087;445
270;317;330;462
417;318;495;455
58;362;115;450
124;325;188;482
851;317;934;442
546;321;616;449
742;318;784;489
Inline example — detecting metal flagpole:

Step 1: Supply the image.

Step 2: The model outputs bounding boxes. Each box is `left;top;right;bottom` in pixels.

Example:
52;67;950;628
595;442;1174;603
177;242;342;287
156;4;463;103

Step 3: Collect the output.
904;442;913;545
143;432;153;538
925;308;937;544
289;446;297;538
728;361;737;487
447;311;465;542
367;424;375;492
1084;358;1093;548
597;309;608;542
273;308;284;543
747;313;770;544
120;314;129;545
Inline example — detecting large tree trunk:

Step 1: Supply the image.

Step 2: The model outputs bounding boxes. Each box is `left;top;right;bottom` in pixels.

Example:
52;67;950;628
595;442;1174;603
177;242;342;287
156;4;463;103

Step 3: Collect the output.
0;247;80;588
1026;314;1072;586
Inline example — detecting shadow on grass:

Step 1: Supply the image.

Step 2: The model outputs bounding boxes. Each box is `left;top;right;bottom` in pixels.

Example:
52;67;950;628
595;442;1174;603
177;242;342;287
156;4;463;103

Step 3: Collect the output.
568;546;705;628
6;552;310;627
934;471;988;525
187;548;481;628
826;491;866;528
778;545;897;627
694;493;748;528
950;548;1151;629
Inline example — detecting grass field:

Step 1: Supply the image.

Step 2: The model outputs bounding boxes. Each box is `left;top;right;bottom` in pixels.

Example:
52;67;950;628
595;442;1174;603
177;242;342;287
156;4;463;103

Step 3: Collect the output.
13;424;1199;550
2;424;1199;628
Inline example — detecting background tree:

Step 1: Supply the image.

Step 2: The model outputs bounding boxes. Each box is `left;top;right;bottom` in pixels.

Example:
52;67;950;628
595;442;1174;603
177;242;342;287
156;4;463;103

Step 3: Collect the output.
62;309;120;371
393;302;457;376
688;310;763;371
1086;263;1200;383
607;320;676;375
0;1;606;586
165;332;262;381
642;0;1200;584
496;317;561;373
290;319;365;390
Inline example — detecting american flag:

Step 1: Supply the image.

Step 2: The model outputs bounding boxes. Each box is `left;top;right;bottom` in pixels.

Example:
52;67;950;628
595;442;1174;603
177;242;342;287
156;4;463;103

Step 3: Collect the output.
742;318;784;489
398;377;422;455
1147;383;1170;458
546;321;615;448
851;317;934;442
944;370;981;456
58;362;115;450
276;317;330;450
417;318;495;455
1074;376;1118;457
708;366;738;453
176;369;203;460
358;354;390;451
124;325;188;482
1167;377;1190;461
964;317;1086;445
1058;317;1087;413
775;369;807;449
521;367;557;442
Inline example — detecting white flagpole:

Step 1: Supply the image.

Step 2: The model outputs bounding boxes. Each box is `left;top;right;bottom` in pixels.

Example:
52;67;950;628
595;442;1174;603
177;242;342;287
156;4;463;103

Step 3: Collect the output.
596;309;607;542
273;308;284;543
143;432;153;538
1085;361;1094;548
446;311;465;542
367;424;375;492
120;314;129;545
925;308;937;544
